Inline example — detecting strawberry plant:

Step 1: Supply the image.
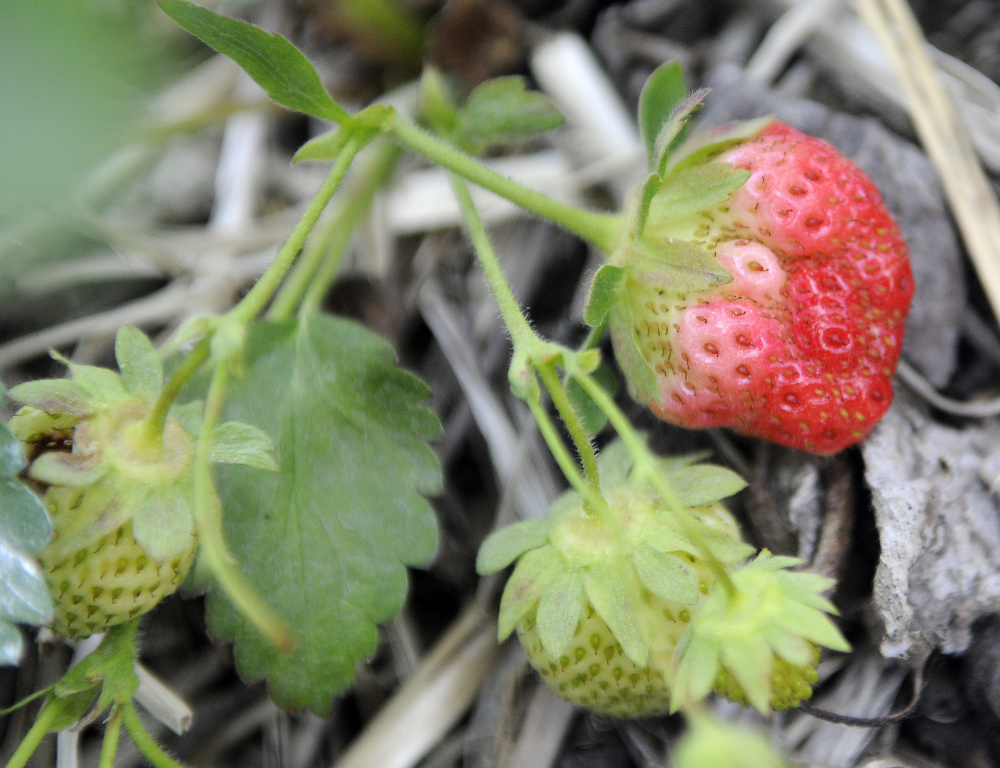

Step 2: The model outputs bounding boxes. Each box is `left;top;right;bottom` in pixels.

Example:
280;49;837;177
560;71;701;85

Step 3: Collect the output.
0;3;915;766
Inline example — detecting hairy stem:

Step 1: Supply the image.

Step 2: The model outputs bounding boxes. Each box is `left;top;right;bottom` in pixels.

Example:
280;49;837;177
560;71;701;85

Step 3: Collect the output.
536;362;600;491
97;707;123;768
122;703;189;768
574;372;737;594
3;697;61;768
192;363;294;650
393;119;623;253
231;130;371;325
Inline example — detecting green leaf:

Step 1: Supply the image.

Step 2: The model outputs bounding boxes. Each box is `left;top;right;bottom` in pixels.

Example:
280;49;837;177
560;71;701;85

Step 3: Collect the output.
638;61;687;168
115;325;162;400
207;314;442;714
584;562;648;666
0;539;51;626
649;162;750;222
583;264;626;327
662;464;747;506
668;116;773;174
211;421;278;472
608;297;660;406
476;519;551;575
158;0;349;123
418;66;460;138
456;76;564;152
0;621;23;666
0;479;50;553
630;547;698;605
0;423;26;479
536;571;585;657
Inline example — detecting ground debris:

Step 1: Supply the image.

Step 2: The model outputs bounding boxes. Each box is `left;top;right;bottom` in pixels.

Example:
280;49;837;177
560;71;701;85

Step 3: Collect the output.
862;389;1000;662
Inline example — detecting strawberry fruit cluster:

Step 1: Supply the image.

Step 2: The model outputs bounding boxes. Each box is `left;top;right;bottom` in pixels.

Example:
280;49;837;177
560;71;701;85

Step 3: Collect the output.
477;443;848;717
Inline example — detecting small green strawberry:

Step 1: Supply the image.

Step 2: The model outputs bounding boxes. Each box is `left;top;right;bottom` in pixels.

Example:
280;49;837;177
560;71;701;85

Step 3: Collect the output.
477;440;753;717
670;710;792;768
671;550;850;714
8;326;276;639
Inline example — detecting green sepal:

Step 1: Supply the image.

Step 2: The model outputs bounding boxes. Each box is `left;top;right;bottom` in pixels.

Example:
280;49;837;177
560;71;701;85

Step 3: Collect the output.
115;325;162;400
27;451;106;488
630;546;698;605
649;162;751;222
293;128;350;163
130;483;194;563
652;89;708;176
609;296;661;406
565;362;618;436
54;620;140;713
497;545;561;641
584;561;648;666
52;354;129;404
41;482;126;563
627;236;732;296
42;690;101;732
596;437;638;488
583;264;626;327
418;66;460;138
668;115;773;174
633;173;662;238
719;634;773;713
7;379;95;416
456;76;564;153
476;519;551;575
660;463;747;507
171;400;203;438
671;631;721;711
535;570;585;657
0;479;50;553
210;421;278;472
637;61;687;169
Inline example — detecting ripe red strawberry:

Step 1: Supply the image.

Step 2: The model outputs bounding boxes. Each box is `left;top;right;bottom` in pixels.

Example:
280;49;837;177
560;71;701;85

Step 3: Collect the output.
610;121;914;454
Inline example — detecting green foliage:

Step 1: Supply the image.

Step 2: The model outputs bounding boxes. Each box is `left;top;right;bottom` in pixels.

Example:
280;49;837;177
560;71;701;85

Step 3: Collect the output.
0;420;50;665
638;61;687;168
583;264;626;327
564;361;618;435
206;314;442;713
158;0;349;123
455;77;564;152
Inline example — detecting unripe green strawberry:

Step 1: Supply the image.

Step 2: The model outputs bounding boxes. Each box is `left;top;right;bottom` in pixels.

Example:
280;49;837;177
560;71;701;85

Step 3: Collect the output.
477;441;754;717
41;515;195;638
7;326;276;639
672;551;849;714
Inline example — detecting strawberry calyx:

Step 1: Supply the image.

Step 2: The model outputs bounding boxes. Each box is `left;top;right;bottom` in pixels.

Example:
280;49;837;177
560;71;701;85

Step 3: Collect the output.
671;550;850;714
6;326;277;638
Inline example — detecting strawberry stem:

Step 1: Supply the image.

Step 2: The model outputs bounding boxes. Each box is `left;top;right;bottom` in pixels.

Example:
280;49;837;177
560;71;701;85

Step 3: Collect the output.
98;706;124;768
450;174;603;491
393;118;624;253
573;372;738;596
270;140;402;322
192;363;295;652
3;696;63;768
122;702;189;768
536;362;601;492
